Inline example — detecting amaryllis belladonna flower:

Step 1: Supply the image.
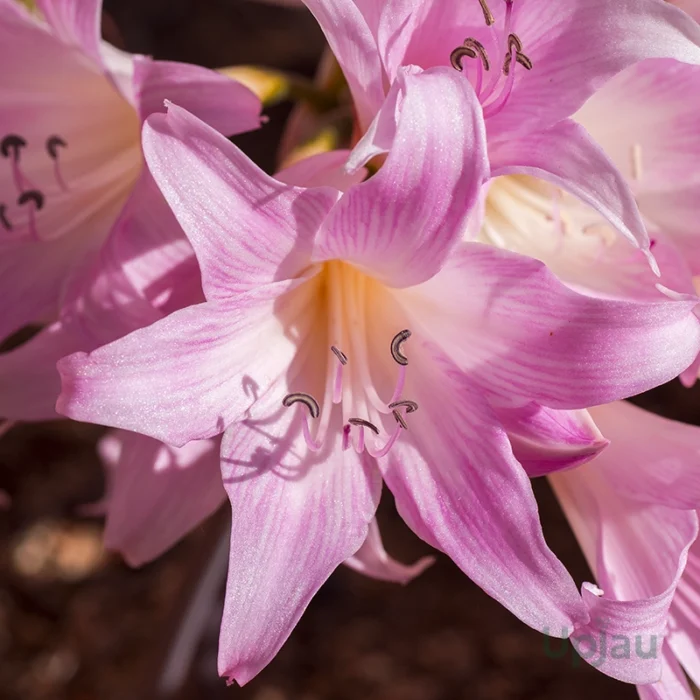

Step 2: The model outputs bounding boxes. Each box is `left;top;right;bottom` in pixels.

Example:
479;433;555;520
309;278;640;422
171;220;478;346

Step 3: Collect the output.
0;0;261;341
56;72;700;683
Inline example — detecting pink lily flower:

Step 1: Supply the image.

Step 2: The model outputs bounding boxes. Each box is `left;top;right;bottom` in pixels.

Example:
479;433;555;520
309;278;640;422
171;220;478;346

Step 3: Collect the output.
0;0;261;341
551;401;700;698
303;0;700;259
56;82;700;683
0;138;429;577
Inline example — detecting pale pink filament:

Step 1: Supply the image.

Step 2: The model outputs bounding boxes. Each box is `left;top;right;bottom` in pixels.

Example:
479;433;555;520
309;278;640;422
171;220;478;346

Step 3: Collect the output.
388;365;407;406
332;360;344;404
367;424;403;459
302;413;323;452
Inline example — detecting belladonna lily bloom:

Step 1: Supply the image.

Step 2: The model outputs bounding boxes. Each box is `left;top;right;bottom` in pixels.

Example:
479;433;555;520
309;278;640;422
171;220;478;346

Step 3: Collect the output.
0;136;431;576
56;65;700;683
0;0;261;341
303;0;700;260
551;402;700;699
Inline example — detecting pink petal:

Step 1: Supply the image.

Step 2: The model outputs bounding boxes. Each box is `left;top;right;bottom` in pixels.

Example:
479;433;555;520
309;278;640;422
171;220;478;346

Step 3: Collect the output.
637;186;700;276
489;119;652;254
589;402;700;511
103;169;204;313
301;0;385;129
552;454;698;683
218;392;381;685
142;104;340;299
381;345;588;635
35;0;102;67
576;60;700;193
132;56;262;134
0;321;81;421
638;650;695;700
572;582;681;684
344;518;435;584
57;278;310;446
101;430;225;567
495;404;608;478
316;67;489;287
402;243;700;409
486;0;700;138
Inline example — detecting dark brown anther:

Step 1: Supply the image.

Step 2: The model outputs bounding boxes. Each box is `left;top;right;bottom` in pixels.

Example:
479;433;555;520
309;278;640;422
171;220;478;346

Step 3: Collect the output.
392;410;408;430
503;33;533;75
390;330;412;366
331;346;348;365
348;418;380;435
282;392;320;419
451;45;476;72
0;204;12;231
507;33;523;53
478;0;495;25
388;400;418;414
46;136;68;160
17;190;45;210
450;39;490;72
1;135;27;160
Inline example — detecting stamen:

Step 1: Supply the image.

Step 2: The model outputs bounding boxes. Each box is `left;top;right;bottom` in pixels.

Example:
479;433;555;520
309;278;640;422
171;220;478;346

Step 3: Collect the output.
1;134;27;160
0;204;11;232
46;135;69;191
1;134;29;192
388;330;411;405
331;345;347;404
390;400;418;430
348;418;380;435
367;424;403;459
388;400;418;413
392;410;408;430
283;393;323;451
342;424;351;451
17;190;45;211
631;143;643;181
331;346;348;365
450;44;476;72
46;136;67;160
478;0;495;25
17;189;44;241
282;392;320;418
503;34;533;75
390;330;411;366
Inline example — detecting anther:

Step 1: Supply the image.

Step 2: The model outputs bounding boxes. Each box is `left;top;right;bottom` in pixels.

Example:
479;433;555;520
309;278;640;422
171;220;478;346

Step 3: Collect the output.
348;418;380;435
331;346;348;365
478;0;495;25
450;38;490;72
503;34;532;75
392;410;408;430
390;330;411;366
17;190;45;210
1;135;27;160
0;204;11;231
388;400;418;414
46;135;67;160
282;392;320;419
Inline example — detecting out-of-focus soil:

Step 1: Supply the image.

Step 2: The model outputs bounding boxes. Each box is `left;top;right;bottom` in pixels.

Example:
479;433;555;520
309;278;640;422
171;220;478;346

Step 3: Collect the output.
1;1;695;699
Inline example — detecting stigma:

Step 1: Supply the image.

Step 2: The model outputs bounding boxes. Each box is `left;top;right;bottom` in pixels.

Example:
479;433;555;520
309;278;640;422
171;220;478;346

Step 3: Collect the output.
450;0;533;118
282;330;419;458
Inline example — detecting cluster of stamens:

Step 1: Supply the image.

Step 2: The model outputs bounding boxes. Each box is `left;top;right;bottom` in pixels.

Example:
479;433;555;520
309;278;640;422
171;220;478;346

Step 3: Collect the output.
450;0;532;118
282;330;419;458
0;133;69;239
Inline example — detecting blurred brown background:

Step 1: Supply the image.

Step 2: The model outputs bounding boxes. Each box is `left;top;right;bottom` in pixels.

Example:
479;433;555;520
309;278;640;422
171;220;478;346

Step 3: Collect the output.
0;1;694;698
